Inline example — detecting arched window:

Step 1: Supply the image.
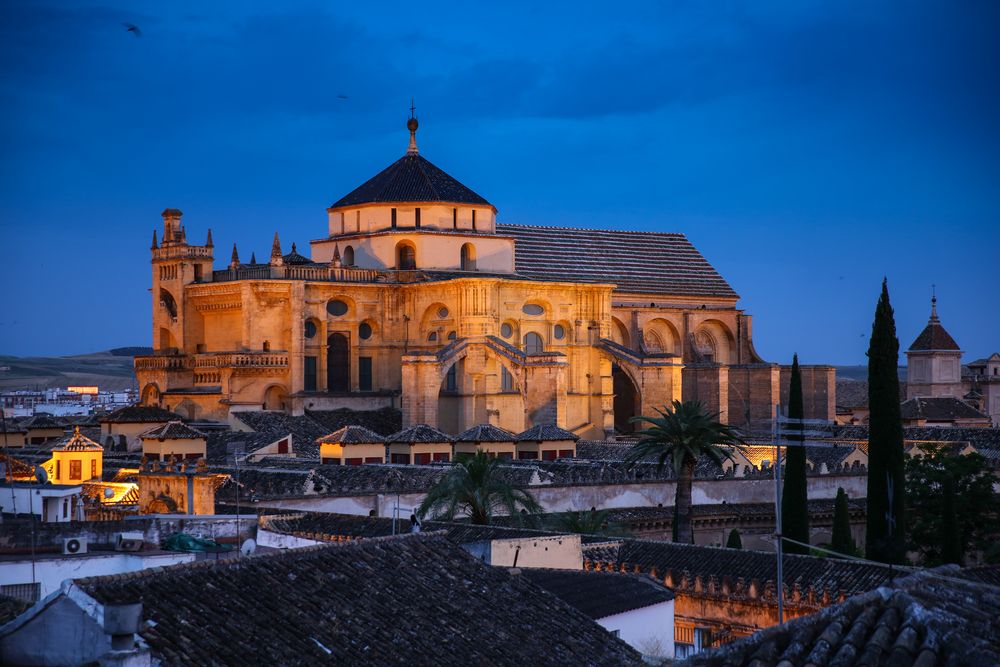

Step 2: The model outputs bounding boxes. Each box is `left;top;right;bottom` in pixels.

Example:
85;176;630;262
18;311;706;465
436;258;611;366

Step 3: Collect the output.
304;320;318;339
447;331;457;341
460;243;477;271
396;242;416;270
428;332;438;342
524;332;543;354
501;366;515;392
343;245;355;267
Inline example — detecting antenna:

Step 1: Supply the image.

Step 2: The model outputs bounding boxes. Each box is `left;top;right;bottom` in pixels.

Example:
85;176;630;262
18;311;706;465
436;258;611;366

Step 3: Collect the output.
240;538;257;557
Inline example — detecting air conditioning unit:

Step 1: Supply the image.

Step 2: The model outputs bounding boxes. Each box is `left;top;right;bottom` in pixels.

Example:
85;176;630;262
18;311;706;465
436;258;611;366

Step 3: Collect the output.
115;532;144;552
63;537;88;555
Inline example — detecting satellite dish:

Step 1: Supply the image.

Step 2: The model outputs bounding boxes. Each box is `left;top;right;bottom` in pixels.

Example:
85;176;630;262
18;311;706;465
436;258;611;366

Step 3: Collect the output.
240;538;257;557
104;487;115;499
35;466;48;484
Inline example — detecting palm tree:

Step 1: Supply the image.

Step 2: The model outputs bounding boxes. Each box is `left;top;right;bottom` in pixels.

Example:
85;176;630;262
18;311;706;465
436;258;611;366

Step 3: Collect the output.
547;508;629;537
626;400;743;544
417;450;543;525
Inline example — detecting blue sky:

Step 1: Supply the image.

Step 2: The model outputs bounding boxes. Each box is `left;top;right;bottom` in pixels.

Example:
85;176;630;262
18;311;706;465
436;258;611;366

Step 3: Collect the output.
1;1;997;363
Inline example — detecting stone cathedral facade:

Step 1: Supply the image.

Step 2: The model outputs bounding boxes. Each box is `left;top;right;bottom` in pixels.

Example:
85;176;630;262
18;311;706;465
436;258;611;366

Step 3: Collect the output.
135;118;833;438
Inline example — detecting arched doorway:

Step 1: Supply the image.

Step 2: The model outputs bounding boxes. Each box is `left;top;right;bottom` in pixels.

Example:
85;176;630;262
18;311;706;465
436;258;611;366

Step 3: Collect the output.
327;333;349;391
612;364;640;434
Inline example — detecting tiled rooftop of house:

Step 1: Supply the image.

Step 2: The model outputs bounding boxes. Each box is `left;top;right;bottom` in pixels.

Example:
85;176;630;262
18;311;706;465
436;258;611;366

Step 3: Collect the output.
231;411;327;457
99;405;183;423
679;566;1000;667
455;423;517;442
498;223;738;299
386;423;452;443
586;538;896;600
899;396;988;421
51;427;102;452
316;425;385;445
140;421;206;440
521;568;674;620
71;534;641;666
516;424;579;441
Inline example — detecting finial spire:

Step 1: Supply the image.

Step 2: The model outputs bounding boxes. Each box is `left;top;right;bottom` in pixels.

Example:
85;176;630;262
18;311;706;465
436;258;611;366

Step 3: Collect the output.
250;251;257;265
930;284;938;322
230;243;240;268
406;98;419;155
332;243;342;268
270;232;283;266
151;229;158;250
206;228;214;248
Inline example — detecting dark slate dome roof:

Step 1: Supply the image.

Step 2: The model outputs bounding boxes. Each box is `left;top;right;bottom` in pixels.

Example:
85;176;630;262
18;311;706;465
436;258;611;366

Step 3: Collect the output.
330;154;492;209
909;298;960;351
282;243;311;265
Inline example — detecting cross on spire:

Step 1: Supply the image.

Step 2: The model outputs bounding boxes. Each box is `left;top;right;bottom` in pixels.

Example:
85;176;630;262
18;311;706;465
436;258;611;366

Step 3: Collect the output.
406;98;419;155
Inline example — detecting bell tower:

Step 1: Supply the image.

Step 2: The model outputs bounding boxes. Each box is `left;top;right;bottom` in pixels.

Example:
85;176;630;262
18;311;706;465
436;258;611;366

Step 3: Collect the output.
151;209;214;353
906;294;963;399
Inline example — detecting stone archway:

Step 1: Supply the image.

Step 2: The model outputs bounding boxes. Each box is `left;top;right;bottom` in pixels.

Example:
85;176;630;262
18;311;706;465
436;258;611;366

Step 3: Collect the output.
612;364;640;434
263;385;288;411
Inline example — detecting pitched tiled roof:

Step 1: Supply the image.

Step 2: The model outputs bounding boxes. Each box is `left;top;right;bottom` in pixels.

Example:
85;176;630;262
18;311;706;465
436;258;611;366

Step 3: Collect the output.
51;427;103;452
386;423;453;444
19;414;65;429
231;411;328;457
99;405;183;424
281;243;311;265
73;535;641;666
908;312;960;351
680;566;1000;667
316;425;385;445
521;568;674;620
331;154;492;209
0;421;27;434
591;538;895;599
498;223;738;298
205;430;286;464
516;424;579;442
140;421;206;440
899;396;987;421
305;407;402;436
455;424;517;442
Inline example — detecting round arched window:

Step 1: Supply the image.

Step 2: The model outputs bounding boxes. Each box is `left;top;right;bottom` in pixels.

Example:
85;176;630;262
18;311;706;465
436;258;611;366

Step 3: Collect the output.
554;324;565;340
437;307;449;319
359;322;373;340
447;331;457;341
428;332;438;342
500;323;513;338
327;300;348;316
522;304;544;316
304;321;317;339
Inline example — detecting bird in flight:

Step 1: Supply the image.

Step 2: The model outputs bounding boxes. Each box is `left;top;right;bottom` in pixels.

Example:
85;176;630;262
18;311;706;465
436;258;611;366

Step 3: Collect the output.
123;23;142;37
337;94;349;100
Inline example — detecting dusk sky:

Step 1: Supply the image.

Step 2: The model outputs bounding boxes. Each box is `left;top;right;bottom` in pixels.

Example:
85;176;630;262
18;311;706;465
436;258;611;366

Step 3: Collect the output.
1;1;997;363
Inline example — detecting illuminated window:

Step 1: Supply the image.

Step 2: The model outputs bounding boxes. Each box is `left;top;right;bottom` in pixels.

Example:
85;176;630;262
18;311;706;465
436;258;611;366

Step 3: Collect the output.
90;459;97;479
69;460;82;480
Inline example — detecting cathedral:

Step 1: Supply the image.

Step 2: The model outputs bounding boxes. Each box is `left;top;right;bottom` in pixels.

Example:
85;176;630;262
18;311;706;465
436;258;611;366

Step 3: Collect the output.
135;117;833;438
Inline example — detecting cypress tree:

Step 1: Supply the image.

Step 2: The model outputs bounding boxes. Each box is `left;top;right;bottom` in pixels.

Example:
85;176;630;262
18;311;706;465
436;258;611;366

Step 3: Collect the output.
831;487;856;557
865;279;906;563
781;354;810;554
726;528;742;549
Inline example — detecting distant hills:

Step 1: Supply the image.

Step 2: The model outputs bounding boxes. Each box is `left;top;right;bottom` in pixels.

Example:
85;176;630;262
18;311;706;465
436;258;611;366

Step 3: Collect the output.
835;365;907;381
0;348;150;391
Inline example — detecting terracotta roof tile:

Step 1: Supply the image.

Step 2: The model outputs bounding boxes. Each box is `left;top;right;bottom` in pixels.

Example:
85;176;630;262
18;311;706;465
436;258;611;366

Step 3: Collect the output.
73;535;640;666
331;154;491;209
498;223;738;299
